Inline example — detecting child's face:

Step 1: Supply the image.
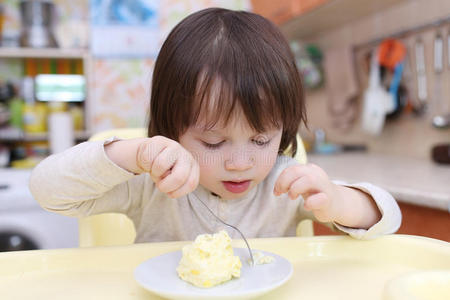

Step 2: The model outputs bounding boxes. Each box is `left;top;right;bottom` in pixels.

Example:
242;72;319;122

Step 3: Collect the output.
179;111;282;200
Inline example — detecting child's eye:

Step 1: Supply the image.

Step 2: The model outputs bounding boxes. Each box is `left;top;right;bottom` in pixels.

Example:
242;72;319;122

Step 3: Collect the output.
252;139;270;147
202;141;224;149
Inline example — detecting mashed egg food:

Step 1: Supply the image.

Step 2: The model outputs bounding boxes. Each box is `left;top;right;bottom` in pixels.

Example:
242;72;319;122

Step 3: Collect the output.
176;230;242;288
252;251;275;265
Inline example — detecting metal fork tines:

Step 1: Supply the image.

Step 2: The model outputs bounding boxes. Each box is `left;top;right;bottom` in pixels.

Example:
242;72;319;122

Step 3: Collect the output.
188;192;255;266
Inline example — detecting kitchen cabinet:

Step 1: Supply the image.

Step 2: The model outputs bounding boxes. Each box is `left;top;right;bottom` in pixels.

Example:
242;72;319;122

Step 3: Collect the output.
251;0;328;25
395;202;450;242
313;202;450;242
251;0;408;39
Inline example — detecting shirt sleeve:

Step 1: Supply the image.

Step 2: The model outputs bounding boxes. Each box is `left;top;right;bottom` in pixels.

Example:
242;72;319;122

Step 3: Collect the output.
29;138;150;218
331;181;402;239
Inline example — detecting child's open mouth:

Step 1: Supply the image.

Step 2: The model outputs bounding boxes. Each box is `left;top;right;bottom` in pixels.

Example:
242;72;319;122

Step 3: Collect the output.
222;180;251;193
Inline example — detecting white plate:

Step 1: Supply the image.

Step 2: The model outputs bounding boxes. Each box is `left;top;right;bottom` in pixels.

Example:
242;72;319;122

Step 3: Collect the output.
134;248;293;300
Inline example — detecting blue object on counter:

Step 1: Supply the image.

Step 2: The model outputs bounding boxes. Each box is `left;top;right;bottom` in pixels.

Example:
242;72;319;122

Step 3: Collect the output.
315;143;340;154
313;128;367;154
314;143;367;155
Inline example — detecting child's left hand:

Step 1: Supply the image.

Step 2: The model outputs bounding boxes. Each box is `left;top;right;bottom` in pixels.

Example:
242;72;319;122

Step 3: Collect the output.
273;163;341;223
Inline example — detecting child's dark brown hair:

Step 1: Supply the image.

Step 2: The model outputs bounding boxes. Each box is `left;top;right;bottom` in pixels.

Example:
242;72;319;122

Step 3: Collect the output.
149;7;306;156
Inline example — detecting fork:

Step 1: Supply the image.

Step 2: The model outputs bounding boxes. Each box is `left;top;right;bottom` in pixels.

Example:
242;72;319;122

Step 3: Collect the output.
188;192;255;266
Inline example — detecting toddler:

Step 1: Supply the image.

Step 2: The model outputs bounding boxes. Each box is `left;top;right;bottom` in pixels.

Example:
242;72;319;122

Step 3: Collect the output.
30;8;401;242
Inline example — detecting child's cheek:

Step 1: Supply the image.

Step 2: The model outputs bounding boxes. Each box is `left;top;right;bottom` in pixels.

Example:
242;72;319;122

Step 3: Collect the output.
254;151;277;178
196;150;223;169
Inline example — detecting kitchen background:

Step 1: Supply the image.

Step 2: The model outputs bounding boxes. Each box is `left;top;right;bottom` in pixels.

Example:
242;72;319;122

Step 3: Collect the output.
0;0;448;251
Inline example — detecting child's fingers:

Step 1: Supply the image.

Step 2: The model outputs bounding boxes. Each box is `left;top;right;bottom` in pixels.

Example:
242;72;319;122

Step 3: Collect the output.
151;146;179;178
287;176;318;200
137;140;167;172
303;192;328;211
157;154;191;193
274;164;314;196
273;167;298;196
167;162;199;198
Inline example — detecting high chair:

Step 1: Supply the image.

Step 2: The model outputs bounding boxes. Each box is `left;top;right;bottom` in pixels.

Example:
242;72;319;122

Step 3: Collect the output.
79;128;312;247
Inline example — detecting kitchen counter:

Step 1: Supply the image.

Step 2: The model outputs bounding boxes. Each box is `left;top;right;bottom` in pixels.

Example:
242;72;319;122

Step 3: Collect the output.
308;153;450;212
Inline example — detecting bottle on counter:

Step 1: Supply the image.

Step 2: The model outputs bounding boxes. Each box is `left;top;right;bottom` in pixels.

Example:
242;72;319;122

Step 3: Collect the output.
8;96;24;130
48;101;75;154
22;76;48;133
69;104;84;131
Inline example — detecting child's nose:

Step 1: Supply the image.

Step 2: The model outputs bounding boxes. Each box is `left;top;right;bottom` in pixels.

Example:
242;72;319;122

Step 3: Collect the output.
225;150;254;171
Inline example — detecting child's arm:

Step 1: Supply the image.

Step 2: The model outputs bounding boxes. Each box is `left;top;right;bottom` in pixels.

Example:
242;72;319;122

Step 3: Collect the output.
328;184;380;229
274;163;400;232
30;139;139;216
30;136;199;217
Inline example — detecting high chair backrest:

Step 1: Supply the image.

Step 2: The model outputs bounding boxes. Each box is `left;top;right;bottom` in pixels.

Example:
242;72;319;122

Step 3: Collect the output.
79;128;312;247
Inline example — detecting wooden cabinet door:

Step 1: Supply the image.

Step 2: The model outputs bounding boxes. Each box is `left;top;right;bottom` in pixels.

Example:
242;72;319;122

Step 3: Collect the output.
251;0;328;25
313;202;450;242
251;0;299;24
298;0;328;13
395;202;450;242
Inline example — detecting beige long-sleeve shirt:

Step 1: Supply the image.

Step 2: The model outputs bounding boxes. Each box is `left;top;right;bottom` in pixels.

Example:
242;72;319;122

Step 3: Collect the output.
29;139;401;242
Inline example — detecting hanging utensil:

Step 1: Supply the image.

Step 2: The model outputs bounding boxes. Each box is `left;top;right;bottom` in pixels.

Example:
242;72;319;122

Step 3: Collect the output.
361;49;392;135
432;31;450;128
415;38;428;111
433;28;450;128
447;28;450;69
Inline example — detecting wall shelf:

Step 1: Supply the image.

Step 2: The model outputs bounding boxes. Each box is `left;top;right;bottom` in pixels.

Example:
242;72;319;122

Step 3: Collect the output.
0;47;93;142
0;129;91;142
0;47;89;59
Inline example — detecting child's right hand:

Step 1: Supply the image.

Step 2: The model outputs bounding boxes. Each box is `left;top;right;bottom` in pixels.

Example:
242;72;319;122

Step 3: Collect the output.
136;136;200;198
105;136;199;198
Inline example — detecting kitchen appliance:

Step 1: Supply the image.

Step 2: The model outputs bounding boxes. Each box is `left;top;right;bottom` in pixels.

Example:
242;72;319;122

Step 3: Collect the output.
19;0;58;48
35;74;86;102
431;144;450;164
0;169;78;251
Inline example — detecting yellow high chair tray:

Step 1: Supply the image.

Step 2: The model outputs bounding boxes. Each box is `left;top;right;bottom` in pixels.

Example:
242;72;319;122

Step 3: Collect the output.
0;235;448;300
